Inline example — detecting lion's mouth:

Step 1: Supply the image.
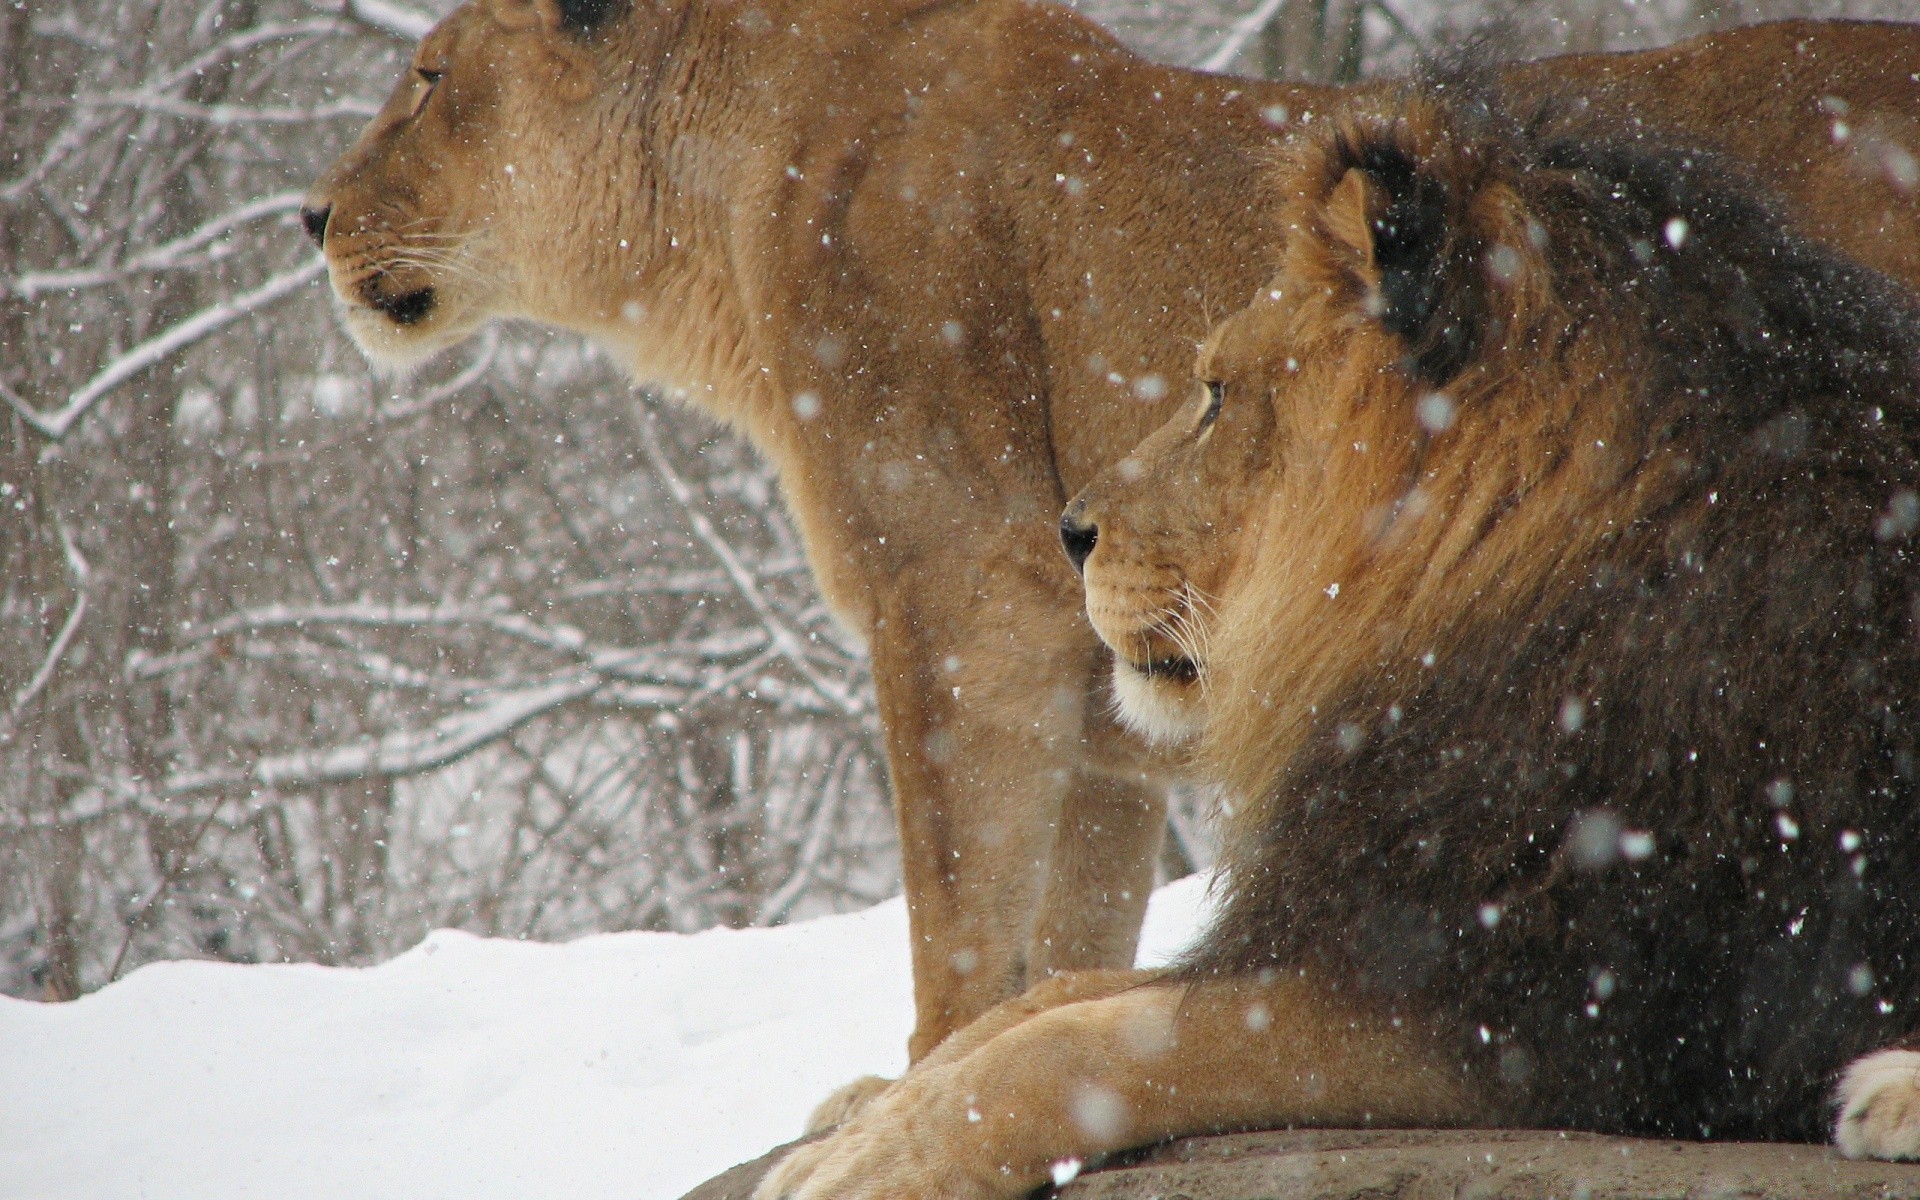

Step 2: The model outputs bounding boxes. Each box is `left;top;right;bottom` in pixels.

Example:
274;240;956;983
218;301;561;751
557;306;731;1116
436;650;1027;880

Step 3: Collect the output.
1130;655;1200;685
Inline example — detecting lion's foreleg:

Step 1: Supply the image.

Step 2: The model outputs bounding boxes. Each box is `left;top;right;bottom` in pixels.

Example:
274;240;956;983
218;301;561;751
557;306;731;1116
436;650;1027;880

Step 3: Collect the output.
918;969;1156;1071
761;974;1479;1200
805;971;1152;1134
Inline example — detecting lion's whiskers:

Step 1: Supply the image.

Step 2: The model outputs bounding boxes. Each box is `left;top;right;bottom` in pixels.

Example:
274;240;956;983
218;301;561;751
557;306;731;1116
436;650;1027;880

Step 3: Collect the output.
1182;579;1221;624
1146;579;1216;697
1176;581;1217;659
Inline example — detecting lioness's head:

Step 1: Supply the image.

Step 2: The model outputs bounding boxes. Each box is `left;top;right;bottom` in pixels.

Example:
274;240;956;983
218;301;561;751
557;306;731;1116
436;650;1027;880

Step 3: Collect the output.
303;0;692;371
1066;88;1727;783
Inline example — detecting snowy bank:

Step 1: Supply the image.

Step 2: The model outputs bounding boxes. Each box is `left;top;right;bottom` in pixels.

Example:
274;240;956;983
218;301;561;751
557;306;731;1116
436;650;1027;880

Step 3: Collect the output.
0;875;1211;1200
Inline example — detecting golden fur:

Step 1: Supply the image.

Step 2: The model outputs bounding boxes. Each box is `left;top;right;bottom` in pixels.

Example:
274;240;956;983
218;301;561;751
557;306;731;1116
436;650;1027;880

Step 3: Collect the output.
304;0;1920;1066
760;85;1920;1198
1072;110;1648;810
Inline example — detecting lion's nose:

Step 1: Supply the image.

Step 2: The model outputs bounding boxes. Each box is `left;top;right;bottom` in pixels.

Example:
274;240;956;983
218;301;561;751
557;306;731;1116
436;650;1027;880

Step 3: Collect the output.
1060;511;1098;574
300;205;332;249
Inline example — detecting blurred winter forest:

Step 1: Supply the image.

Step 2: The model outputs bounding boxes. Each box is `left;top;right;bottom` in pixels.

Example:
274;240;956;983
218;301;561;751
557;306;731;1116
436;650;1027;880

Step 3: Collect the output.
0;0;1907;999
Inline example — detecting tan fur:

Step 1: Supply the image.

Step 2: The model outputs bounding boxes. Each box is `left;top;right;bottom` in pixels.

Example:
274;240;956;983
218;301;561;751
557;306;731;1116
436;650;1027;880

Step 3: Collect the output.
304;0;1920;1063
1087;126;1656;830
760;97;1592;1200
760;77;1920;1194
1071;152;1646;815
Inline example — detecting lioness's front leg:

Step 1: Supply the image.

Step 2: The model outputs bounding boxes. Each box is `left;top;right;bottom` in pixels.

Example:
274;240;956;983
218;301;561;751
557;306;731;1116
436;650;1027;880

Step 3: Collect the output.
760;974;1478;1200
1027;763;1167;981
867;579;1108;1059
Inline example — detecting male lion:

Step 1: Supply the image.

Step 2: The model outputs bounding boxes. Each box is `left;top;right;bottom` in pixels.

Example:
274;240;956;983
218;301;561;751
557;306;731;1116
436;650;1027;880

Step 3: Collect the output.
302;0;1920;1065
758;85;1920;1199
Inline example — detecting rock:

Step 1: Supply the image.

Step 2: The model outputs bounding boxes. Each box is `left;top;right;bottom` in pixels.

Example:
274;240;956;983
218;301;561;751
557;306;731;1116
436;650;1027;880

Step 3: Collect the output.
676;1136;818;1200
676;1129;1920;1200
1071;1130;1920;1199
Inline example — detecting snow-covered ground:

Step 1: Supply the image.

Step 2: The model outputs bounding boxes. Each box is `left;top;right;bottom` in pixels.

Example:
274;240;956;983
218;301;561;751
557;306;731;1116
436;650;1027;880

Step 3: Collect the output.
1;875;1211;1200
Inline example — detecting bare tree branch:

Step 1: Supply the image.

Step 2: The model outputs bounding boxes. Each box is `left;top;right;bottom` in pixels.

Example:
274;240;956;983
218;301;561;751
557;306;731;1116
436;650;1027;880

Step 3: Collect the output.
306;0;436;40
635;409;866;715
2;523;89;731
5;191;305;299
67;94;381;126
7;259;324;442
754;740;856;926
165;672;607;797
1199;0;1290;72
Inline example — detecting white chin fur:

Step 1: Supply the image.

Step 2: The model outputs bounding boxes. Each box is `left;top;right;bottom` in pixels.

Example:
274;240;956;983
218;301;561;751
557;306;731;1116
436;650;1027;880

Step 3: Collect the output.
341;305;473;376
1111;661;1204;746
1835;1048;1920;1160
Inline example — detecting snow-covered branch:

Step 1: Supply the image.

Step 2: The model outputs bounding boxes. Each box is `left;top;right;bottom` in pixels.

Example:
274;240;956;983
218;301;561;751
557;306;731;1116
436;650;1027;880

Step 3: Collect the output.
1199;0;1290;72
754;741;857;926
164;672;606;796
2;525;90;733
73;94;382;126
635;411;865;715
142;20;358;96
308;0;437;40
7;260;324;442
130;598;771;684
5;192;306;300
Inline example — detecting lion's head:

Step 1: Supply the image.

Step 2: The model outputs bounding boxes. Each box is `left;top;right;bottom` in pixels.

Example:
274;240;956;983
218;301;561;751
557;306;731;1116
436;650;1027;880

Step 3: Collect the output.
1064;86;1820;796
302;0;700;372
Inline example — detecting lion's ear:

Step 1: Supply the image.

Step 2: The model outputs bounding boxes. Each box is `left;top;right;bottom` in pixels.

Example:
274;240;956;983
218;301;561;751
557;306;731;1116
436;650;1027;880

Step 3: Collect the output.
1323;168;1379;275
1328;141;1484;387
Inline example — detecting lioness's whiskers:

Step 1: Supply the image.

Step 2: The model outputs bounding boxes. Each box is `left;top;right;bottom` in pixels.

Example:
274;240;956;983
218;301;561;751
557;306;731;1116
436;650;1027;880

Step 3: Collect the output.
385;249;491;289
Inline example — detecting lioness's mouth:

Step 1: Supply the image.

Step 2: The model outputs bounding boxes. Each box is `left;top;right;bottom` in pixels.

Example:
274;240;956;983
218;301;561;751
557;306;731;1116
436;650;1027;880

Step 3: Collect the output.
369;285;436;326
1131;655;1200;685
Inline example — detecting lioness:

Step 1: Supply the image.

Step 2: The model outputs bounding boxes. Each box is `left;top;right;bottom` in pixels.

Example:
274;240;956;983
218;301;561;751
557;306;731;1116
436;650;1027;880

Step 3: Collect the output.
758;84;1920;1200
302;0;1920;1062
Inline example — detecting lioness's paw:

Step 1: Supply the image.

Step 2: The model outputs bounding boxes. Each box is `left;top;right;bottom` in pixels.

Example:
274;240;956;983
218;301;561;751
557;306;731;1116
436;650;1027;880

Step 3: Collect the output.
1836;1049;1920;1159
805;1074;895;1134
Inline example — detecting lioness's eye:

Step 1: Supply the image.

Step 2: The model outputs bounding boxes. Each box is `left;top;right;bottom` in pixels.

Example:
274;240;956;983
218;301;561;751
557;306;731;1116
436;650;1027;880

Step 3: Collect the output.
1198;380;1225;429
410;67;442;114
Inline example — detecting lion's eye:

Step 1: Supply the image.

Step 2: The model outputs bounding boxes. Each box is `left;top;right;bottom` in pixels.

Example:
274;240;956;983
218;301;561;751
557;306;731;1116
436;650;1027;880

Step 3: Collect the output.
416;67;444;87
1198;380;1225;430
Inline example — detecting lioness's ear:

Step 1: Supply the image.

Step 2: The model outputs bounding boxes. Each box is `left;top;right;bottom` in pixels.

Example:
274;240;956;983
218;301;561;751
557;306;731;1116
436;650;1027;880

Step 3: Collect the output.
552;0;623;36
495;0;624;37
1328;137;1484;387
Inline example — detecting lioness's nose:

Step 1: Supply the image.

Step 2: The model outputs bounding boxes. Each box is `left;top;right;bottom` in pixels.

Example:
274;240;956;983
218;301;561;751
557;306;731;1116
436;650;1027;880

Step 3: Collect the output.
1060;510;1098;574
300;205;331;249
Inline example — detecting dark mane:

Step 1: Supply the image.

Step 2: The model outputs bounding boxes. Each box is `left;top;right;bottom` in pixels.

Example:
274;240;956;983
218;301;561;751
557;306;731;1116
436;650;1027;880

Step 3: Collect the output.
1185;84;1920;1141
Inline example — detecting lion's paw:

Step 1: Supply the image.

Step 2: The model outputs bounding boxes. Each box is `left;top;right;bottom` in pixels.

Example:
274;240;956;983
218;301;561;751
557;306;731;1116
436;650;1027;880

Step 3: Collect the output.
805;1074;895;1134
756;1136;839;1200
754;1070;1001;1200
1836;1048;1920;1160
